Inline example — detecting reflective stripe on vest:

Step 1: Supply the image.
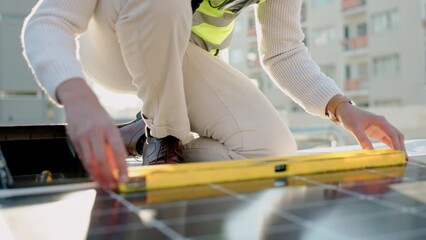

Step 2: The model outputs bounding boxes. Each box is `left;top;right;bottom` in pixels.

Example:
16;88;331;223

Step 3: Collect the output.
191;0;264;54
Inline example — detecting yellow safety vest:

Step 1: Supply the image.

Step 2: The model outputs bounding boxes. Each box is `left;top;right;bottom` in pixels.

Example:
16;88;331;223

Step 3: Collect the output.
191;0;265;55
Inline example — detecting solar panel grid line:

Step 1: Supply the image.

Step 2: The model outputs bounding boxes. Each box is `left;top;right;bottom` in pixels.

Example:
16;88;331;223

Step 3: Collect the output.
192;224;303;240
89;205;132;217
208;182;307;225
407;161;426;168
292;175;372;199
249;194;358;211
296;174;393;200
398;206;426;216
321;209;400;224
273;187;426;240
368;228;426;240
364;192;426;214
293;175;426;220
125;185;235;207
406;161;426;169
323;214;426;240
165;212;226;228
389;167;426;182
131;185;370;232
129;185;360;232
146;190;306;238
366;168;408;180
88;228;170;240
410;161;426;167
271;212;344;240
164;211;303;240
217;179;368;210
208;183;344;240
106;189;186;240
90;185;426;240
87;222;152;236
258;224;319;239
2;145;426;239
134;193;232;210
160;212;230;226
375;196;421;211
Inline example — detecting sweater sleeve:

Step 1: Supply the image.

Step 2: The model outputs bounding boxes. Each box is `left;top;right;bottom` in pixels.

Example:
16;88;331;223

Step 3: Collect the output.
21;0;97;104
255;0;343;118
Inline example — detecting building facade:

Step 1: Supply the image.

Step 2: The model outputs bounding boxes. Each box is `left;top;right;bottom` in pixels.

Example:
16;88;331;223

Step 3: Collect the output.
1;0;426;145
228;0;426;147
230;0;426;109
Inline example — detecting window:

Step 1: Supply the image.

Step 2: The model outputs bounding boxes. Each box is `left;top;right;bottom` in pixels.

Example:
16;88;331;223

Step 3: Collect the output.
345;63;368;79
312;26;337;46
373;54;400;77
357;23;368;36
371;10;400;34
358;62;369;79
345;65;351;79
344;25;350;39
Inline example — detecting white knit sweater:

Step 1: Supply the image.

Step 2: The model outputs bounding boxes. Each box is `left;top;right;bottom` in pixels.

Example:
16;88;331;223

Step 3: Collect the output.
21;0;342;117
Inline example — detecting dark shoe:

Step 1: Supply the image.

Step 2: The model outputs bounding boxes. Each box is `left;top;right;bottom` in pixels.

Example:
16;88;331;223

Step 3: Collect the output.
142;128;184;165
118;113;146;157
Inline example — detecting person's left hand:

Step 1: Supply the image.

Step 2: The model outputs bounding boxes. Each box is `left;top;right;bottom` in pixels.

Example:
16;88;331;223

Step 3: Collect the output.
335;102;406;156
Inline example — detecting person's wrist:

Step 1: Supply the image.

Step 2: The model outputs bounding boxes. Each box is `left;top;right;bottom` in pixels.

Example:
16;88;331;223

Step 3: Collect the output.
335;101;355;123
325;94;355;124
56;78;97;106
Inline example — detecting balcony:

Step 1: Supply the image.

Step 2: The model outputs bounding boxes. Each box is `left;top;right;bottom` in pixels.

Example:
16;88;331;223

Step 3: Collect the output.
344;78;368;90
343;36;368;50
342;0;366;11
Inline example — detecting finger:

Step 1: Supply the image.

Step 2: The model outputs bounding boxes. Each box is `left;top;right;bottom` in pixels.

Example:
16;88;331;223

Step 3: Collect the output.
91;154;107;187
365;121;398;150
78;137;104;184
376;123;401;150
399;133;406;152
398;132;407;160
90;132;116;189
107;129;128;183
352;127;373;150
379;136;393;149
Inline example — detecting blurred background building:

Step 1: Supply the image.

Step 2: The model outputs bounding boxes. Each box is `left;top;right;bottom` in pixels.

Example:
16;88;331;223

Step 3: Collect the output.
0;0;65;124
1;0;426;149
228;0;426;148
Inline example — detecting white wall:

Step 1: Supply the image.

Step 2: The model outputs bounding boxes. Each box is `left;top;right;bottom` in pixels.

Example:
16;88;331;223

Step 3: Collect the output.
0;0;66;124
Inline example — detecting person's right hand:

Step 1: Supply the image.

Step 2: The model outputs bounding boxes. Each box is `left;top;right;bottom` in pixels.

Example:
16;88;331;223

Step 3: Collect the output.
56;78;128;189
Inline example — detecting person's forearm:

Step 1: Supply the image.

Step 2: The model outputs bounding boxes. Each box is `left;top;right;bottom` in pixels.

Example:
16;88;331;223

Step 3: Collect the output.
56;78;98;106
21;0;97;104
256;0;343;117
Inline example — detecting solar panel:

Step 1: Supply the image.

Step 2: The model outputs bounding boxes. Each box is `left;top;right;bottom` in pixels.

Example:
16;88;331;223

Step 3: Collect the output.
1;140;426;240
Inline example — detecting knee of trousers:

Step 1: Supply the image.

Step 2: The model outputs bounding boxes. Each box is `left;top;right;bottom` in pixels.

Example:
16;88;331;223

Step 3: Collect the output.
145;0;192;23
267;131;298;157
226;126;298;158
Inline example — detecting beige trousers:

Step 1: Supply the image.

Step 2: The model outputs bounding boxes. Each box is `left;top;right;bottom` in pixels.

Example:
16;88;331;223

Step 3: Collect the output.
79;0;297;162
